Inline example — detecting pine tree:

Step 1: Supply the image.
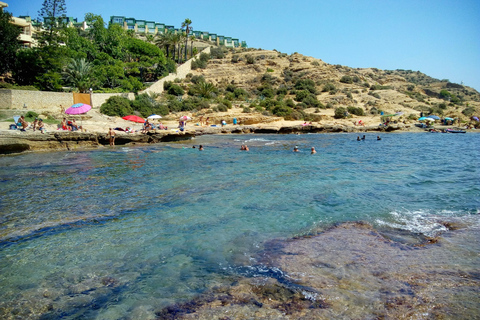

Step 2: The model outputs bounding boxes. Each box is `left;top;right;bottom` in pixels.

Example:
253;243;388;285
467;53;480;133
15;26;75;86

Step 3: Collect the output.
37;0;67;46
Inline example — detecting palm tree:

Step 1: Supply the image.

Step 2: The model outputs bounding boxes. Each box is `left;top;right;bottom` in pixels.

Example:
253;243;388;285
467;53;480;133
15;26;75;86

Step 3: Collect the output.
63;58;92;93
155;31;174;58
189;35;196;59
170;33;182;63
181;19;192;61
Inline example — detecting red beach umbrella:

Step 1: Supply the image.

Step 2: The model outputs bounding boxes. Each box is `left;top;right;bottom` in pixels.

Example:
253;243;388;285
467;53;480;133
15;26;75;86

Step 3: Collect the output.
122;115;145;123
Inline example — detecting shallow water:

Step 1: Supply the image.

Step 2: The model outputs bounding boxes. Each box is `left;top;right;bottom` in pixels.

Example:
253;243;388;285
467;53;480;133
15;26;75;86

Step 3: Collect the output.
0;133;479;319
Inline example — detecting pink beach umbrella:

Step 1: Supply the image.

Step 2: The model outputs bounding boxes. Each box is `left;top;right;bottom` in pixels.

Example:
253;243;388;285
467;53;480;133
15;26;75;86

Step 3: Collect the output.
65;103;92;115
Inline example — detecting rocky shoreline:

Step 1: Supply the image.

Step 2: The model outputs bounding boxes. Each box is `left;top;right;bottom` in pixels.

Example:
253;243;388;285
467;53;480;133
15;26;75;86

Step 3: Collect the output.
0;122;415;155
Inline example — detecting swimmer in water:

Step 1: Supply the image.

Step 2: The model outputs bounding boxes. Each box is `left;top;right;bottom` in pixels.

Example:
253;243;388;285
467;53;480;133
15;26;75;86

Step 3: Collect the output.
311;147;316;154
293;146;299;152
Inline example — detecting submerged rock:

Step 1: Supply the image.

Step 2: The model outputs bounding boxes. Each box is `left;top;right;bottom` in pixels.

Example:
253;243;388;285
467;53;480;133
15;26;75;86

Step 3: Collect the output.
157;222;480;319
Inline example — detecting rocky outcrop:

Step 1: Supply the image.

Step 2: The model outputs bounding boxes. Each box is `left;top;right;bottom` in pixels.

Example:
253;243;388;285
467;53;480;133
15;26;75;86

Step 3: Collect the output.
0;122;410;155
0;131;195;154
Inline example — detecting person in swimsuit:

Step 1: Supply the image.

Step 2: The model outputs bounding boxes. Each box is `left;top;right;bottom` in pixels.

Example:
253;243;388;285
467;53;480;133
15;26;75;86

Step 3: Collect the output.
293;146;299;152
311;147;316;154
108;128;116;146
37;119;45;133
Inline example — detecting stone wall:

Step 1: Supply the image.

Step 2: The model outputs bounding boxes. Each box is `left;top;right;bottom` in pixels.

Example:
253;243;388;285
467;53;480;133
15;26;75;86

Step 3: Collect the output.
142;46;211;95
0;89;135;112
0;89;72;111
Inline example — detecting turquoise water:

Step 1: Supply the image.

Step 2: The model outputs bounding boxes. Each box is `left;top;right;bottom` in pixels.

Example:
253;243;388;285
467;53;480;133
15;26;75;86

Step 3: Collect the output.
0;133;479;319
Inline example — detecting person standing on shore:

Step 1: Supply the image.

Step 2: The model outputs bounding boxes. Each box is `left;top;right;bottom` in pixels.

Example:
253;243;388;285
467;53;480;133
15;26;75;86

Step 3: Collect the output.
108;128;116;146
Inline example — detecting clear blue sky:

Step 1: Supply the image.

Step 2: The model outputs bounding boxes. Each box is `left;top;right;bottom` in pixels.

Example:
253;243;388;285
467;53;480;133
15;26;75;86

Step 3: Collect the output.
7;0;480;91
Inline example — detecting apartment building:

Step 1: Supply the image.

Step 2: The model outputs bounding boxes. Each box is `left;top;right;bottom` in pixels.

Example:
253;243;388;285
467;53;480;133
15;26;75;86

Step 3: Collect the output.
109;15;247;48
1;1;36;48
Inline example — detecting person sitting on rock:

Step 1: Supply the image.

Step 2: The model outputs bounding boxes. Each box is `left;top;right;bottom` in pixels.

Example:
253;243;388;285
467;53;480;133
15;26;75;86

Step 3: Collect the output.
19;116;29;130
32;118;38;131
61;118;68;130
37;119;45;134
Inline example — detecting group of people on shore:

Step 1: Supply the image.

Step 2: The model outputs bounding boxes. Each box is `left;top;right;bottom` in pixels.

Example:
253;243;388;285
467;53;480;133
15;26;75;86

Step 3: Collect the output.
14;116;45;133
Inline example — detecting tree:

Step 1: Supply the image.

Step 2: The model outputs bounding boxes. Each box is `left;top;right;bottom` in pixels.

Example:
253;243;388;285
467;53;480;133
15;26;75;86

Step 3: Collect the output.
181;18;192;61
189;35;196;59
155;31;174;58
0;10;21;75
37;0;67;46
63;57;92;92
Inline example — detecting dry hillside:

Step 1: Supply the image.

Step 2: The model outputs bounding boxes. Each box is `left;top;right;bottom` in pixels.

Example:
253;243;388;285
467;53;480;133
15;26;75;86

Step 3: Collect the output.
166;46;480;126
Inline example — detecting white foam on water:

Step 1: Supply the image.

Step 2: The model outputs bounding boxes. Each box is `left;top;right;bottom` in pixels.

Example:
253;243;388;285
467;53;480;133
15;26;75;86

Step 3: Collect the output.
375;209;448;237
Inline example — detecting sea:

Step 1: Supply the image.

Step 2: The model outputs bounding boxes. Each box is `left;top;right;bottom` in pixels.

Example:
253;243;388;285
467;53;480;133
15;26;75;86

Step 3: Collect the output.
0;132;479;319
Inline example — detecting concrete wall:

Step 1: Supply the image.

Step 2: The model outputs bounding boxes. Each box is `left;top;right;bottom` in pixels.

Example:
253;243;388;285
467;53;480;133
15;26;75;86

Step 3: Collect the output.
0;89;135;112
142;46;211;95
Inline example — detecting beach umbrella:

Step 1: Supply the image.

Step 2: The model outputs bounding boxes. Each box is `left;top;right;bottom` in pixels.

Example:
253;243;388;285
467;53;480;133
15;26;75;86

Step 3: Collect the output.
179;115;191;121
427;115;440;120
122;115;145;123
65;103;92;130
147;114;162;120
394;112;404;116
444;117;454;121
418;117;430;121
65;103;92;115
473;116;479;122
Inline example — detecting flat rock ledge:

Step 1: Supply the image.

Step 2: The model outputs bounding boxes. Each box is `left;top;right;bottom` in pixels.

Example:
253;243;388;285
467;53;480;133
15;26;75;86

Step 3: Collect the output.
0;123;407;155
0;130;195;154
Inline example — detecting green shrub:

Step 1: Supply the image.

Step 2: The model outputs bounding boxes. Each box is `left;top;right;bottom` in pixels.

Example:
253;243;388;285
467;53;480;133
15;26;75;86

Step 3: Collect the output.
295;79;317;94
100;96;133;117
266;68;274;72
243;106;252;113
25;111;39;120
210;47;225;59
295;90;309;102
167;84;185;96
370;84;392;90
246;54;255;64
322;83;336;93
340;75;353;84
190;75;205;84
271;105;293;118
347;106;365;116
334;107;347;119
462;107;475;117
234;88;248;99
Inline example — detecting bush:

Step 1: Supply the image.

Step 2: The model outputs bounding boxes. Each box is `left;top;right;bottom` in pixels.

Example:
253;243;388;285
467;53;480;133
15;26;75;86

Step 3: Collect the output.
322;83;336;93
295;90;309;102
462;107;475;117
100;96;133;117
210;47;225;59
334;107;347;119
164;81;184;96
347;106;365;116
25;111;39;119
295;79;316;94
243;106;252;113
246;54;255;64
340;75;353;84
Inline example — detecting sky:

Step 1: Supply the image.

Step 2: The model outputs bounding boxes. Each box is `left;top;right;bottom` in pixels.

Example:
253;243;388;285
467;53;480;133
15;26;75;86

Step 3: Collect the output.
6;0;480;91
